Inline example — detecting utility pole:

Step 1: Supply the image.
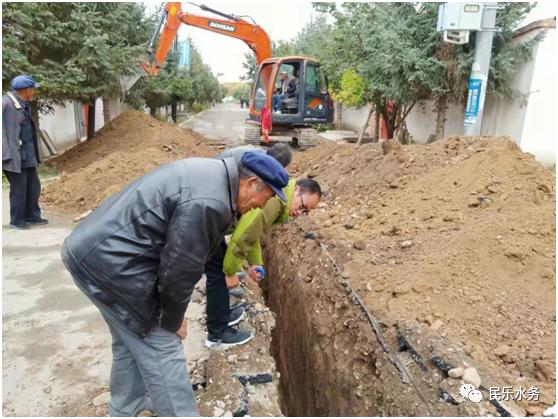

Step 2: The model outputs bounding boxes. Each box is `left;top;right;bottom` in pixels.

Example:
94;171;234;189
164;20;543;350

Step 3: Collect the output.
464;3;498;135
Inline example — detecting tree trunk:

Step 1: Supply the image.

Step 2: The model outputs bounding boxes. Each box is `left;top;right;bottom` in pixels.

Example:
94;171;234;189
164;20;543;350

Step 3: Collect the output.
102;96;111;125
374;105;380;141
386;108;396;140
357;104;374;145
171;100;177;123
150;106;157;117
394;105;403;140
435;94;447;140
87;97;96;141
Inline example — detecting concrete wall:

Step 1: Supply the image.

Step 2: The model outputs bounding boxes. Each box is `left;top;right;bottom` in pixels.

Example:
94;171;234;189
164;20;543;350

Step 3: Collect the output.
340;105;373;134
516;24;556;167
338;21;556;167
38;102;80;152
38;97;127;154
405;101;465;143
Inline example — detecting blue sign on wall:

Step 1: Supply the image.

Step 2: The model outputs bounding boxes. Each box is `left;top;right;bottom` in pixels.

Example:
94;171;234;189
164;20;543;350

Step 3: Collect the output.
464;78;482;125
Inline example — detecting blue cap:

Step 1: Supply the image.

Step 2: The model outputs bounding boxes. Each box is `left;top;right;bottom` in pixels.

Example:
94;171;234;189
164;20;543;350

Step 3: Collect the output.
241;152;289;201
10;75;39;91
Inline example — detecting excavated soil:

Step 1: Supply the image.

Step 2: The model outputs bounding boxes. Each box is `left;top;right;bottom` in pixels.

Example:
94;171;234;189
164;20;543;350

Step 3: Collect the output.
41;110;213;216
265;136;555;416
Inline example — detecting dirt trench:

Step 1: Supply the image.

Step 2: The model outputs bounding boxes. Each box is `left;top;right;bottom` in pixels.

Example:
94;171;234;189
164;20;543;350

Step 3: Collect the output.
263;223;545;416
260;136;555;417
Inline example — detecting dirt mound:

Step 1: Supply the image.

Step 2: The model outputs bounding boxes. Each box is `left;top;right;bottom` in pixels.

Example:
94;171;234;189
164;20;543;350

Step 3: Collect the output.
285;136;555;414
42;110;213;215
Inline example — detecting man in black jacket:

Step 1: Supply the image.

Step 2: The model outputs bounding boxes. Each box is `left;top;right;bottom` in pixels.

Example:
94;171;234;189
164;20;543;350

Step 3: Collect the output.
61;152;288;416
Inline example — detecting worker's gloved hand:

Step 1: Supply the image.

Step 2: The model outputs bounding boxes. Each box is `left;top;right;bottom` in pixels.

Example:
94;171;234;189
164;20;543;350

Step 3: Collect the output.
176;318;188;340
249;265;266;282
225;274;240;289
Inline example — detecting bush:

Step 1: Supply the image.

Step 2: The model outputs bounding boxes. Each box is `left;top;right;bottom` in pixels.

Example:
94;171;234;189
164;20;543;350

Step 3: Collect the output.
190;102;207;113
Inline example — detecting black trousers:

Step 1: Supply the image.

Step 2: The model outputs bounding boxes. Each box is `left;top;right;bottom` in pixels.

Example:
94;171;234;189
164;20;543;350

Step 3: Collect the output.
4;167;42;226
204;238;230;338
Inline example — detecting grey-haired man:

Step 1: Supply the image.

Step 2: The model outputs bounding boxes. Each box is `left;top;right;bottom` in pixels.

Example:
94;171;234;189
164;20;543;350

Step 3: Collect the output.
2;75;48;229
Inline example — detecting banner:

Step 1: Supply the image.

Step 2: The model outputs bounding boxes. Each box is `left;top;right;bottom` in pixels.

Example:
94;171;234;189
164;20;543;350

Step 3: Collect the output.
464;78;482;125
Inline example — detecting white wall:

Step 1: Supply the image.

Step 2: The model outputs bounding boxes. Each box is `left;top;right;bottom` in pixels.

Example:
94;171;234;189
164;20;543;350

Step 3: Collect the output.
405;100;465;143
517;26;557;167
341;105;372;133
106;98;127;122
38;97;127;154
38;101;80;152
94;97;104;131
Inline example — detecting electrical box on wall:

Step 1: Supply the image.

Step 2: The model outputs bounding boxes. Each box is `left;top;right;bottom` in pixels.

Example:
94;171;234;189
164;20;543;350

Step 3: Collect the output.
437;3;484;32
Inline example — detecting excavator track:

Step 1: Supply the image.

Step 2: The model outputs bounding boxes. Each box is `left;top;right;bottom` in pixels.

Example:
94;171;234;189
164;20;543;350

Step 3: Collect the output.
297;128;317;151
244;123;262;145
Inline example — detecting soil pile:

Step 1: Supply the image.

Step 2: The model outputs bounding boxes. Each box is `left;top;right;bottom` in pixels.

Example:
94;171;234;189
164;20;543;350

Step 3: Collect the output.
288;135;555;413
42;111;213;215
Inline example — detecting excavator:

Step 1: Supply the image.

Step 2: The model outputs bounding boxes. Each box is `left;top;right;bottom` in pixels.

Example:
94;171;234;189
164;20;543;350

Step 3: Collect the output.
142;2;334;149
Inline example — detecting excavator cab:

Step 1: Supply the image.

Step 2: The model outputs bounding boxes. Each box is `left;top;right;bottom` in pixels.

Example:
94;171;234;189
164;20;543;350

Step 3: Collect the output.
245;57;334;149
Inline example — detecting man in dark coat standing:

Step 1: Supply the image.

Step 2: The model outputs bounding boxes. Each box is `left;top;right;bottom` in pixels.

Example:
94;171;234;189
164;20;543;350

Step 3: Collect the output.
2;75;48;229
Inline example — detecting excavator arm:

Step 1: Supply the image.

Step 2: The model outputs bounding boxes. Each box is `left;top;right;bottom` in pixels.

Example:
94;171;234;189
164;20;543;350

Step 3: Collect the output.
143;2;272;75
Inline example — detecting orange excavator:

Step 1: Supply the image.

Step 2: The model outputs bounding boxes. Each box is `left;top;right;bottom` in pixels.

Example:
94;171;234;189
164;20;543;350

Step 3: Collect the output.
143;2;334;149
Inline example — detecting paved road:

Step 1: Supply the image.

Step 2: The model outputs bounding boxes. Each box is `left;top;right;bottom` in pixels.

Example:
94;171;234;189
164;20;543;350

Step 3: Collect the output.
180;100;352;145
180;101;249;145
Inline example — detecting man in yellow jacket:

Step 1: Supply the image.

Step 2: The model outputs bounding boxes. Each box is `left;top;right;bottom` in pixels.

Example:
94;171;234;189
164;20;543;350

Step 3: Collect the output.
205;178;322;348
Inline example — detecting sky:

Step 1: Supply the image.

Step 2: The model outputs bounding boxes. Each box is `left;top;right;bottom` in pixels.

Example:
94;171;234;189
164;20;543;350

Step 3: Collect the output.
155;1;316;82
146;1;557;83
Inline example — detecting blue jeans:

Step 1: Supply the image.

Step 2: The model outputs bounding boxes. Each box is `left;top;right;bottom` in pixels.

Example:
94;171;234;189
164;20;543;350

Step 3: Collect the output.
72;276;198;416
271;94;285;111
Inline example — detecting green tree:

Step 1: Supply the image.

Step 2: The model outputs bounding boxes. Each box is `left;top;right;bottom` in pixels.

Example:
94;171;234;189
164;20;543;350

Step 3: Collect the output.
2;2;154;138
240;51;258;84
313;2;540;141
127;43;222;116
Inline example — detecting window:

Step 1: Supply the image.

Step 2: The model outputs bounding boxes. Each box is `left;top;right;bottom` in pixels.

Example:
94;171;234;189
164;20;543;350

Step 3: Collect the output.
253;63;273;112
304;64;326;100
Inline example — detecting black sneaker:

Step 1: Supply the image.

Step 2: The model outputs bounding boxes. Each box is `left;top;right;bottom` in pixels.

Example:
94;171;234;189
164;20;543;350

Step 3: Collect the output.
227;305;246;326
205;327;253;349
27;218;49;225
10;222;31;230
